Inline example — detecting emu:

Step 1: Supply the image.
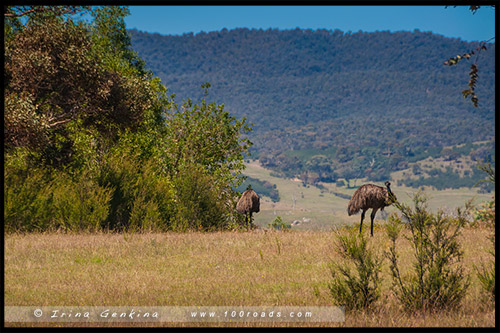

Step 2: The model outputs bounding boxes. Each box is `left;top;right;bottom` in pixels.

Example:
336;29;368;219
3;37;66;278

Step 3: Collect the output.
236;185;260;230
347;181;396;236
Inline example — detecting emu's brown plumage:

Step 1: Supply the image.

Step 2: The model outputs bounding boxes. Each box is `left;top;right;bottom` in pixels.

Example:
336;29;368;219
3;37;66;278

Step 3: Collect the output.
236;189;260;229
347;181;396;236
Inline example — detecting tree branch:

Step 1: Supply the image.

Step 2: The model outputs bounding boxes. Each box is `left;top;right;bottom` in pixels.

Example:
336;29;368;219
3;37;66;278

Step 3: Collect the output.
4;6;88;18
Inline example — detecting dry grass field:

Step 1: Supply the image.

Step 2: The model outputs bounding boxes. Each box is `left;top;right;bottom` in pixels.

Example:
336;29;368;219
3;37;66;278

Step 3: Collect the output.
4;160;495;327
4;223;495;327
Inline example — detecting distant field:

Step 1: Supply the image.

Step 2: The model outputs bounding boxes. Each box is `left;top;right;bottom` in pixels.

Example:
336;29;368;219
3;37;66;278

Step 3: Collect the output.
241;160;494;230
5;225;494;327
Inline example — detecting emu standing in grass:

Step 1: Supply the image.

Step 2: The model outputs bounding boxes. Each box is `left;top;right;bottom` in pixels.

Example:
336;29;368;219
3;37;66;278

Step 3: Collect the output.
347;181;396;236
236;186;260;230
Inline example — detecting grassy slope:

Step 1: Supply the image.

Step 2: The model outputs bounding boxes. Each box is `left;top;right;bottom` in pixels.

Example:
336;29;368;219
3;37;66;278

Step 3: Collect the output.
242;160;494;230
5;225;495;327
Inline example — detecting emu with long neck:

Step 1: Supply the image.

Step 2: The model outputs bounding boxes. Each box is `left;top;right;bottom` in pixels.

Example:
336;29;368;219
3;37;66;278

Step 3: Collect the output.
347;181;396;236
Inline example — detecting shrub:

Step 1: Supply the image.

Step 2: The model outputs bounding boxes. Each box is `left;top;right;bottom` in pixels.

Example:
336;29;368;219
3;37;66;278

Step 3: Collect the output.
50;171;113;231
97;151;176;232
473;197;495;226
4;154;112;232
268;216;290;231
473;159;495;300
329;228;382;311
386;192;470;312
172;164;239;231
126;161;176;232
5;165;56;232
476;259;495;302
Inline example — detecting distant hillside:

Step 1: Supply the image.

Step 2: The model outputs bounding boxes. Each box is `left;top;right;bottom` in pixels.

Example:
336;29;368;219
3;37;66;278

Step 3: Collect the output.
129;28;495;189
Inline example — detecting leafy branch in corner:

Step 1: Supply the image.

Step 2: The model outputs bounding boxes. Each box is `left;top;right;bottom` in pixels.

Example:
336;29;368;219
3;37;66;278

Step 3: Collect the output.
443;5;495;107
443;42;490;107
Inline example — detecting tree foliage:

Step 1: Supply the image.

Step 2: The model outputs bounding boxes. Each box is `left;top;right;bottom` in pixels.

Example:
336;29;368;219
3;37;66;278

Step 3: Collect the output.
4;6;252;232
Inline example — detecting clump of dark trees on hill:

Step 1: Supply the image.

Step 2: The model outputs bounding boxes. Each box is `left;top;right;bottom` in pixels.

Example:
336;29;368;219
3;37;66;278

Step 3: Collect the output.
236;176;280;203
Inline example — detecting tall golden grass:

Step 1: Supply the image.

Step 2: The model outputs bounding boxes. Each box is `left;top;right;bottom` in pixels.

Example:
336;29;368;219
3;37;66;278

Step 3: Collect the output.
4;224;495;327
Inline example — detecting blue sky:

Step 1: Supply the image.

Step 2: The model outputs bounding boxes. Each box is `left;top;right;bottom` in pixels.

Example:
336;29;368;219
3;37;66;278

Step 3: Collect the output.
124;5;495;42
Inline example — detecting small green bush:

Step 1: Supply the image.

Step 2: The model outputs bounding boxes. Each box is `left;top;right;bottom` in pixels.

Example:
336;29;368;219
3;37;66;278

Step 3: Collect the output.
473;159;495;301
329;229;382;311
268;216;290;231
50;172;113;231
386;192;470;312
4;161;112;232
474;204;495;301
5;166;55;232
97;151;176;232
476;261;495;302
172;164;237;231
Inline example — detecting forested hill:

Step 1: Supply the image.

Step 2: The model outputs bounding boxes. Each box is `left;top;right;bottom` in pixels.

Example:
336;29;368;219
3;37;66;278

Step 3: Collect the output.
129;28;495;189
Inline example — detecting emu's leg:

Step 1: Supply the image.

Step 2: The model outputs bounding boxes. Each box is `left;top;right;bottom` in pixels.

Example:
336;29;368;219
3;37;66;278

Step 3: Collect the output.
249;211;253;230
359;210;366;234
370;208;379;237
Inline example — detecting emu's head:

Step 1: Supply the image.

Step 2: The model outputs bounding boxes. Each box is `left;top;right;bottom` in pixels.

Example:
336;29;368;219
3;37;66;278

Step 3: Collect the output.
385;181;397;204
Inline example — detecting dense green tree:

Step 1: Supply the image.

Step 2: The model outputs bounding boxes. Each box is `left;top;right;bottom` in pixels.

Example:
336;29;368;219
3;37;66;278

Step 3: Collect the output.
5;7;156;167
4;6;252;232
